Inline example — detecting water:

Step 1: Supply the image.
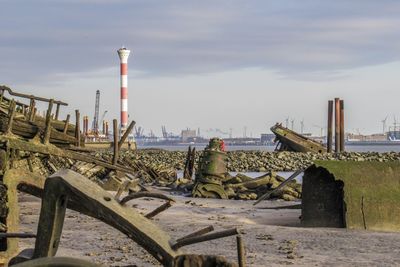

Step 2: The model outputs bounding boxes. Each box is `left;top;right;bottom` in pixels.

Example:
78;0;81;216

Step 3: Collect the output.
138;144;400;153
178;171;303;183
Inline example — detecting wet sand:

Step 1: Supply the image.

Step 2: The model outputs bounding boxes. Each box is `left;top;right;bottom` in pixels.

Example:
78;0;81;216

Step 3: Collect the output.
17;191;400;267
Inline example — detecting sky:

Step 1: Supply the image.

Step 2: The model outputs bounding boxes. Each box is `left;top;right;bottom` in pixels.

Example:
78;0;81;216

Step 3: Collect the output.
1;0;400;137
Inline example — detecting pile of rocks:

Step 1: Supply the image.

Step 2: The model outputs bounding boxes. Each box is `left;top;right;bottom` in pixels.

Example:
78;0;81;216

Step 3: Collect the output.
120;149;400;172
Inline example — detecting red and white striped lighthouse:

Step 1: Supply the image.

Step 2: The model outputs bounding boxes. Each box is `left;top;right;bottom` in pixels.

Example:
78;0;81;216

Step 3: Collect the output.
117;47;131;131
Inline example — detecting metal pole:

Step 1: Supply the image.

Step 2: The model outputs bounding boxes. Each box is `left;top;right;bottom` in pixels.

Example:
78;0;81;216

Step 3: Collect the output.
236;235;246;267
327;100;333;153
176;226;214;243
340;100;345;152
171;228;239;250
334;98;340;153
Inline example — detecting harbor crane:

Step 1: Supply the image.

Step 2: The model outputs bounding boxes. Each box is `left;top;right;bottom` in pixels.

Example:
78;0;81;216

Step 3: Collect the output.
92;90;100;133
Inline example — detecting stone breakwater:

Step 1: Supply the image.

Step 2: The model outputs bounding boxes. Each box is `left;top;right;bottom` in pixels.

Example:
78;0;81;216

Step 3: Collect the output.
124;149;400;172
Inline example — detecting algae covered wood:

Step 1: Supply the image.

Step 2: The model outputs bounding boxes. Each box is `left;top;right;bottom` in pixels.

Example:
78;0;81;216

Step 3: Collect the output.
271;123;327;153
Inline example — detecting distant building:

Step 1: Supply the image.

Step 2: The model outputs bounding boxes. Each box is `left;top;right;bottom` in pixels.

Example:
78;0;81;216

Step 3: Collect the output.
347;133;387;142
260;133;275;145
181;129;197;142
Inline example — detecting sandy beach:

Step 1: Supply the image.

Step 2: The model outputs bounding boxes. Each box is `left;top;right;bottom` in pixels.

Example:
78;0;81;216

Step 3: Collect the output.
16;190;400;267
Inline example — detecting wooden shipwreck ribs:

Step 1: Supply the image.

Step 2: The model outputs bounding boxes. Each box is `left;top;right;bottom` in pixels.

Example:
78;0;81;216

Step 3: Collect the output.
0;86;245;267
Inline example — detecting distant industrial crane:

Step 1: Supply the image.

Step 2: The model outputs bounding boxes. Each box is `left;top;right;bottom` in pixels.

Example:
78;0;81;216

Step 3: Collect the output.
161;126;168;138
100;110;108;125
134;126;144;138
92;90;100;133
291;119;295;131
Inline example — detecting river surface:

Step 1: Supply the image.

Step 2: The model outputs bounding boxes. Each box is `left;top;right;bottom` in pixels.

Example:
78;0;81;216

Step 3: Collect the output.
138;144;400;153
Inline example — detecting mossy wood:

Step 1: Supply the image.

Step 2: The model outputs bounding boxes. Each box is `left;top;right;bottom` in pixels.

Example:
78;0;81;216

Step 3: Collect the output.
271;123;327;153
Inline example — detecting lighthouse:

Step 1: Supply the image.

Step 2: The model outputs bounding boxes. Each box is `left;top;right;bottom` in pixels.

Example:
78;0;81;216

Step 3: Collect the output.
117;47;131;132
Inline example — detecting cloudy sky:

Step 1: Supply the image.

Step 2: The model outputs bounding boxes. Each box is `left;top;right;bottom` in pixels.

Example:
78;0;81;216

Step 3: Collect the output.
1;0;400;137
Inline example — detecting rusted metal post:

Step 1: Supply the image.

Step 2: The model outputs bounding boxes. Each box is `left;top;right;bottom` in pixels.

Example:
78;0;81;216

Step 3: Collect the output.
327;100;333;153
118;120;136;151
334;98;340;153
6;100;16;135
63;114;70;134
145;201;172;219
171;228;239;250
340;100;345;152
236;235;246;267
112;119;119;165
176;226;214;243
55;103;61;121
75;110;81;147
43;99;54;144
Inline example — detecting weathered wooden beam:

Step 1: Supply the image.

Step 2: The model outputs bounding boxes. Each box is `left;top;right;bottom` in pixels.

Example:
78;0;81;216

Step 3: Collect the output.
63;114;70;134
28;99;36;122
0;85;68;106
112;119;119;165
43;99;54;144
75;110;80;147
55;103;61;120
6;100;16;135
118;120;136;151
0;136;135;174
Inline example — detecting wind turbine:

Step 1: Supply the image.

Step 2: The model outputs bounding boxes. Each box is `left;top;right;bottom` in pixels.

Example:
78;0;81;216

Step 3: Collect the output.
381;116;388;134
313;125;324;137
300;119;304;134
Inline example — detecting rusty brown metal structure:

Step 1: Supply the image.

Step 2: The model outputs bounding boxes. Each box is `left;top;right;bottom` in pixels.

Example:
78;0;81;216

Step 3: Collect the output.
340;100;345;152
327;100;333;153
334;98;340;153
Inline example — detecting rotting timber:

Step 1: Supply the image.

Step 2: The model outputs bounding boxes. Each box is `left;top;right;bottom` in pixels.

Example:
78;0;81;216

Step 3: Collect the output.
0;86;243;266
5;169;241;267
271;123;327;153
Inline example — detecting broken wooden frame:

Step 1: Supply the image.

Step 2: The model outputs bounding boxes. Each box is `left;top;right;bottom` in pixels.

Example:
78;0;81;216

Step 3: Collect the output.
3;169;242;267
271;123;327;153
